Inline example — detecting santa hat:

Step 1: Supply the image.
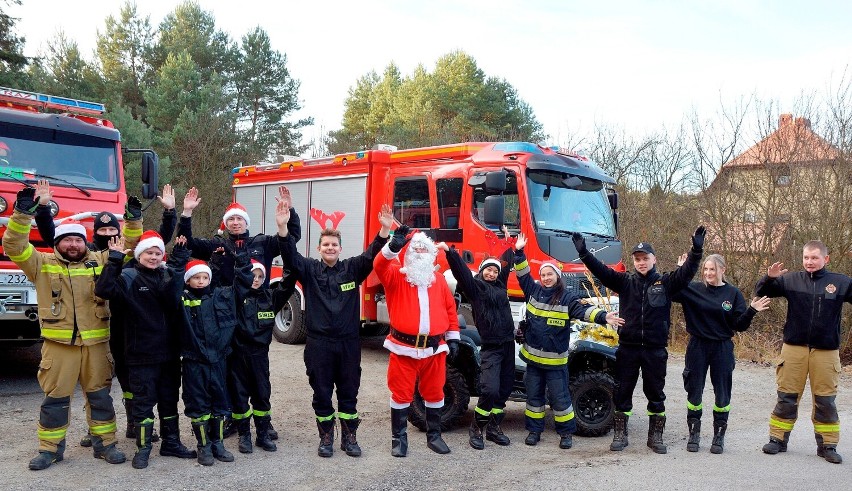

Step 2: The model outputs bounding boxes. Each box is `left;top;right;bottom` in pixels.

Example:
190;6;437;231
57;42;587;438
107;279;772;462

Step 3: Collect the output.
184;259;212;283
250;259;266;278
539;262;561;277
222;202;250;227
406;232;437;255
54;219;87;245
134;230;166;260
478;257;502;274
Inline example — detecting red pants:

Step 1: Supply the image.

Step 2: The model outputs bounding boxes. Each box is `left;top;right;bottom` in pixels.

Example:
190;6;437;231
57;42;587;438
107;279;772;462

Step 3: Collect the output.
388;352;446;406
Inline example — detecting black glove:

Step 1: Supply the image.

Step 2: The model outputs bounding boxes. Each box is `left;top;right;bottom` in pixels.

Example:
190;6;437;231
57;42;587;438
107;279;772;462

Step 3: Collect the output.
14;186;38;214
515;319;528;345
446;339;459;364
125;196;142;220
571;232;588;257
692;225;706;250
388;225;411;253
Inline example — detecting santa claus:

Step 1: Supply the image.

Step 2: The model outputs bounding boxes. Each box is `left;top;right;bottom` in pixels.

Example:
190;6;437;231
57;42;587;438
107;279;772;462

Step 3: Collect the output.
373;225;459;457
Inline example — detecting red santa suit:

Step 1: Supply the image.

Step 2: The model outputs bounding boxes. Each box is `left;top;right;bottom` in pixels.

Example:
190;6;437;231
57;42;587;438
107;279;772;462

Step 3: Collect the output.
374;234;459;409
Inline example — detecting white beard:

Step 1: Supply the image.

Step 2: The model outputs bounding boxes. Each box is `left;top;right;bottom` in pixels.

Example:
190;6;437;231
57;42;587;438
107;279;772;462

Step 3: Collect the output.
402;251;436;287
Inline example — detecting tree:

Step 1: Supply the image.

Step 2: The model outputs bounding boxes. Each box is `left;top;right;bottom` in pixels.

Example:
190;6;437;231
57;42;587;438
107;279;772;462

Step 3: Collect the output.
232;26;312;161
27;31;105;101
0;0;30;87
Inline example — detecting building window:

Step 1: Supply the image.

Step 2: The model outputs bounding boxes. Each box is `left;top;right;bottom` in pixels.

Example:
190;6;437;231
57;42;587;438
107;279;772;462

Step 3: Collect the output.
775;165;791;186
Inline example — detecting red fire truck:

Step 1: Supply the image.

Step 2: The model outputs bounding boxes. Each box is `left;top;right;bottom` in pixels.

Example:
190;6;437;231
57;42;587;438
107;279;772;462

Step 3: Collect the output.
231;141;624;344
0;86;159;343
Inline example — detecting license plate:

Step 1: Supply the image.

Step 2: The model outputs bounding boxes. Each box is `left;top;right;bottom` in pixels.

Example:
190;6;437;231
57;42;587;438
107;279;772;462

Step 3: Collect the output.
0;273;33;286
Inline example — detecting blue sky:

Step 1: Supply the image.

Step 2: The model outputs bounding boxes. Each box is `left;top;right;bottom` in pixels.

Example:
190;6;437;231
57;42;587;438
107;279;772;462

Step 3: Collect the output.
9;0;852;150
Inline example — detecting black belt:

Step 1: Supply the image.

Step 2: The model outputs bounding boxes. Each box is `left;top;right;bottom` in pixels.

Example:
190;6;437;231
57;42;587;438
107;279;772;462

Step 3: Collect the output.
390;328;442;350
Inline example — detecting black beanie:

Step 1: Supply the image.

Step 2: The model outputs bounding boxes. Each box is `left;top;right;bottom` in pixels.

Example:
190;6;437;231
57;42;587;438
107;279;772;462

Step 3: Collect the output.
93;212;120;234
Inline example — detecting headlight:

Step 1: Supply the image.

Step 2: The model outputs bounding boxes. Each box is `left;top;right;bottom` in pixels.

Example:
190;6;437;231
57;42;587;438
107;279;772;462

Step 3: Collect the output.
0;196;7;213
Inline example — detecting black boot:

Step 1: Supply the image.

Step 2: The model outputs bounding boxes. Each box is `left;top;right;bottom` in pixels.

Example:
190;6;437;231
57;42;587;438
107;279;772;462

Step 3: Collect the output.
80;432;92;448
28;440;65;471
159;417;196;459
816;433;843;463
317;418;335;458
209;416;234;462
222;417;238;439
762;432;790;454
254;415;278;452
191;420;214;466
132;422;154;469
124;399;135;439
687;418;701;452
267;422;279;440
339;418;362;457
469;412;489;450
425;407;450;454
710;421;727;454
647;415;667;454
486;411;511;446
391;408;409;457
91;435;127;464
525;432;541;446
610;412;629;451
237;418;253;454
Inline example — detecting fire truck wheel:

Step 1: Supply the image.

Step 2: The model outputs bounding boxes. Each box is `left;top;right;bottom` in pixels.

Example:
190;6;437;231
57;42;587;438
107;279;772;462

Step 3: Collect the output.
273;290;306;344
570;370;615;437
407;367;470;432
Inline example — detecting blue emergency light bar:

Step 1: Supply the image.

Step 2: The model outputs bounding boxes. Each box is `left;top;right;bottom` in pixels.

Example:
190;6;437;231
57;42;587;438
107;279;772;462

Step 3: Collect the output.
0;86;106;115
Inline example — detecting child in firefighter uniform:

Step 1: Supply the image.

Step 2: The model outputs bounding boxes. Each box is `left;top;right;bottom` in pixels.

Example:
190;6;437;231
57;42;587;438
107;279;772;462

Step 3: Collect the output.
227;260;283;454
94;232;196;469
178;246;253;465
374;227;460;457
3;187;143;470
275;195;392;457
513;232;622;449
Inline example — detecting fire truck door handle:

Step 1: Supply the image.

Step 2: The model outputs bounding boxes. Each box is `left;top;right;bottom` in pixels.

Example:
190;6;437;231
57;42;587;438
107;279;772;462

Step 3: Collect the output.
462;250;474;264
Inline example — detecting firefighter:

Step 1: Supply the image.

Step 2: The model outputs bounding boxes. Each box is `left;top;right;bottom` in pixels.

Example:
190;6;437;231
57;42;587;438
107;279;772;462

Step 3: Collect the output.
227;259;291;454
94;233;196;469
757;240;852;464
374;228;460;457
178;249;252;466
34;180;178;447
513;233;623;449
3;186;143;470
275;192;392;457
572;227;704;454
673;253;770;454
438;228;516;450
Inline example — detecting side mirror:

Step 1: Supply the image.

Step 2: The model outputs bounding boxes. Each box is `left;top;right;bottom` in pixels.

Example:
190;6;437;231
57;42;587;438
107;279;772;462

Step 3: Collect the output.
484;170;507;193
484;195;505;225
141;152;159;200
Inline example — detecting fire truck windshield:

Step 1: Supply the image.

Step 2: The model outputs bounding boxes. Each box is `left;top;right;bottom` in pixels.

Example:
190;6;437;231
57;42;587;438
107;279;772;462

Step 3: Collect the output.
0;128;118;192
526;170;615;238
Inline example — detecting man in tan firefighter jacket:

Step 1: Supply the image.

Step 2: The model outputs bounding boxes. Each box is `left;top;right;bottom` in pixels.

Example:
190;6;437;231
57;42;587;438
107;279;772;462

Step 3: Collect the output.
3;187;143;470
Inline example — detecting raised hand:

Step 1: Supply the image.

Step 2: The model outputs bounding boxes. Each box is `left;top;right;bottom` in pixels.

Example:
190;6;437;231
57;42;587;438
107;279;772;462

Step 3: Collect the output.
751;296;771;311
677;253;687;267
378;203;393;230
435;241;449;252
124;196;142;220
514;232;527;250
387;224;411;253
692;225;707;250
158;184;175;210
182;187;200;214
14;186;38;214
605;311;625;327
277;185;292;209
275;196;291;235
571;232;588;256
107;236;129;254
767;262;787;278
35;179;52;206
173;235;187;248
501;225;511;238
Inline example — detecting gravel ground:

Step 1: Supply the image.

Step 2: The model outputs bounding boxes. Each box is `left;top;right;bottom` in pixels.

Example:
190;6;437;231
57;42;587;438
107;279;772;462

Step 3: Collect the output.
1;336;850;491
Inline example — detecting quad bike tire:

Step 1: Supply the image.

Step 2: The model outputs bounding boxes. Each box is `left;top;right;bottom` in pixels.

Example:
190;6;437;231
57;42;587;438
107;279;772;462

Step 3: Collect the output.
570;370;615;437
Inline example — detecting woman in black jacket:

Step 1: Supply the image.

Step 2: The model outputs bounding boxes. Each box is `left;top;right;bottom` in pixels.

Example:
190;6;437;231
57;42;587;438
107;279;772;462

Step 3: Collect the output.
439;226;515;450
673;253;769;454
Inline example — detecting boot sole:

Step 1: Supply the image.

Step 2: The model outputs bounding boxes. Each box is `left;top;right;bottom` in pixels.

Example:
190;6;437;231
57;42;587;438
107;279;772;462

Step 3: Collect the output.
160;450;198;459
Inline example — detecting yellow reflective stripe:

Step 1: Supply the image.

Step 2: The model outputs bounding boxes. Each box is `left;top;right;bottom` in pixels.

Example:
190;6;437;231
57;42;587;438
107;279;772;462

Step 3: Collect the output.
474;406;491;416
492;408;504;415
38;428;67;440
41;264;67;274
713;404;731;413
90;422;117;435
814;424;840;433
69;266;102;276
9;243;35;262
316;413;336;422
191;414;211;423
252;409;270;417
40;328;73;339
515;259;529;271
123;392;133;400
520;346;568;366
7;219;31;234
526;303;570;321
769;418;794;430
139;418;155;425
183;299;201;307
232;409;253;420
687;401;702;411
338;412;358;420
123;226;142;237
554;411;575;423
525;409;545;419
647;411;665;416
79;328;109;339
